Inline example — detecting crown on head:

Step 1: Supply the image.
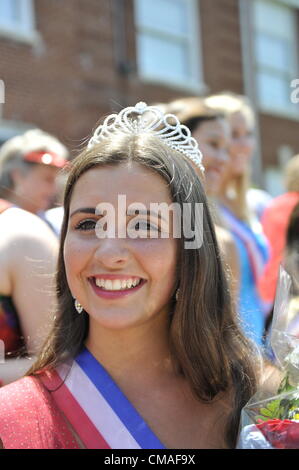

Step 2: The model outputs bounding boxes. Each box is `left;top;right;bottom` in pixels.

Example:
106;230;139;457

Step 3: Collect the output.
87;101;204;172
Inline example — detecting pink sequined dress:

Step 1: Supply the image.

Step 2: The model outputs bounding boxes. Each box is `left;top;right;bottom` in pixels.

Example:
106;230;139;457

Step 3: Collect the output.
0;375;79;449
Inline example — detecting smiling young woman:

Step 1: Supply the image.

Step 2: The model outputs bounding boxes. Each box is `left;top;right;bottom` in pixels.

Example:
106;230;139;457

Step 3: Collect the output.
0;103;259;449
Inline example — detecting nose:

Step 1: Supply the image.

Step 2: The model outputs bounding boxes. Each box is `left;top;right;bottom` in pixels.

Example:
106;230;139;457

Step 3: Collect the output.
216;148;229;165
93;237;130;268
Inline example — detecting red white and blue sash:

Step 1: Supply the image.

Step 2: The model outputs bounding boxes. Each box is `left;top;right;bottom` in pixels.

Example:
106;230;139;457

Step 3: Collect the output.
43;347;165;449
220;205;268;284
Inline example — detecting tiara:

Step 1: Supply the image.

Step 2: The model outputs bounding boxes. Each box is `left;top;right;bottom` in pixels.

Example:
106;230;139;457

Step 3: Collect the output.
87;101;204;172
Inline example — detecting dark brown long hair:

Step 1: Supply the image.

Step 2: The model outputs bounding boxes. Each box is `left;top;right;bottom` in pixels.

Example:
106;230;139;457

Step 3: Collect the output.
28;132;259;448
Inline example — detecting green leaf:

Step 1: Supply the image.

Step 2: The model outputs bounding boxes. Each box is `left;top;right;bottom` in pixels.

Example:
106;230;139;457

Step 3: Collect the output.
258;399;283;419
278;373;295;394
259;408;274;417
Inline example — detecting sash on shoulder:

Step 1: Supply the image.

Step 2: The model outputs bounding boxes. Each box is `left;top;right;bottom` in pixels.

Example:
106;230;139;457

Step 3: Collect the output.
45;347;165;449
220;205;268;284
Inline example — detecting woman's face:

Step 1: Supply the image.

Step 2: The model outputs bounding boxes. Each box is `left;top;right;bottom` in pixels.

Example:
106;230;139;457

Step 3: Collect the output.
64;163;178;331
228;111;255;176
192;118;230;196
12;163;59;213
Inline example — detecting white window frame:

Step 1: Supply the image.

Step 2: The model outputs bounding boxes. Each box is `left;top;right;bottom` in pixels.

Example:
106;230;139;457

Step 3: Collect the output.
245;0;299;120
0;0;38;44
134;0;206;93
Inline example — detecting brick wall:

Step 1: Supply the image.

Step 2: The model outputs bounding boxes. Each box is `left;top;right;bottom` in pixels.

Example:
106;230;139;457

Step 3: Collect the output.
1;0;120;155
0;0;298;169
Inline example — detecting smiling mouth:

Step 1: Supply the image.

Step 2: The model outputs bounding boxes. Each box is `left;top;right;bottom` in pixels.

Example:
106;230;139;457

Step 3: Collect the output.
89;277;145;292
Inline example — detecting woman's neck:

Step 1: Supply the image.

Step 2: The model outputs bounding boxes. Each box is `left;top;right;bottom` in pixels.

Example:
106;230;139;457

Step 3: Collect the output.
85;315;174;385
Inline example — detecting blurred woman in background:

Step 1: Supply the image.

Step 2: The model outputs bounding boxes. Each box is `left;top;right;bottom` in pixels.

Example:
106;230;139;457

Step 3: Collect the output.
0;129;68;231
205;92;269;347
163;97;239;297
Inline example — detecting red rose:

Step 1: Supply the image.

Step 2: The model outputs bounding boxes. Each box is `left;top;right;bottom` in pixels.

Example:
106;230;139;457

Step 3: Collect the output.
257;419;299;449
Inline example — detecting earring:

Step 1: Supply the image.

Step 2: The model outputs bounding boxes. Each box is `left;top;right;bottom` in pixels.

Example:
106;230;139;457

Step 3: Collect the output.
74;298;83;314
175;289;180;301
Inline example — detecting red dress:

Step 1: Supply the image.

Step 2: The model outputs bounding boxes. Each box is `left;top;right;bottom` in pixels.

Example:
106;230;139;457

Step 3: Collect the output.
0;375;79;449
259;192;299;305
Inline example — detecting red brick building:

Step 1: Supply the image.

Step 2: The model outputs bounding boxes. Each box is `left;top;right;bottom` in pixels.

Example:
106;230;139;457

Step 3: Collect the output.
0;0;298;192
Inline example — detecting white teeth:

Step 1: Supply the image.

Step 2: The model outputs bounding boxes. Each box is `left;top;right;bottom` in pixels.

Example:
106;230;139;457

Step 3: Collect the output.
112;280;122;290
94;278;141;290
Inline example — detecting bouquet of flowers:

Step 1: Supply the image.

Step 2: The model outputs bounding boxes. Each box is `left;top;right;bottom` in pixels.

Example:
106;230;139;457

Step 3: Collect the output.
237;266;299;449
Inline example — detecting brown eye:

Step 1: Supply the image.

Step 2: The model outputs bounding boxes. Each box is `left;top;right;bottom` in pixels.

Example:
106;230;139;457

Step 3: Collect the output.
75;219;96;231
209;140;220;149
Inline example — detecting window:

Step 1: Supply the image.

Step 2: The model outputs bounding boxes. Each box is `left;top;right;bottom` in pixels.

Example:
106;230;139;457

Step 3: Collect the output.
0;0;36;42
253;0;298;115
134;0;203;91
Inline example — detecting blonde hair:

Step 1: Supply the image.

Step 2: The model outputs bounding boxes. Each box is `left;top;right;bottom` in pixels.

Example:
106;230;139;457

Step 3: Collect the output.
163;96;223;123
285;154;299;193
204;92;255;222
204;92;255;130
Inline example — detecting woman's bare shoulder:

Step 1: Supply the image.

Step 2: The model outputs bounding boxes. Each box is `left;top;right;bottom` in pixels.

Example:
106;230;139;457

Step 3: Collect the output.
0;207;57;241
0;208;58;294
0;208;58;261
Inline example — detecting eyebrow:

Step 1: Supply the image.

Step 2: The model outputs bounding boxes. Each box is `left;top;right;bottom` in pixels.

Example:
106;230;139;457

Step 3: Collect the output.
70;207;96;218
70;207;168;222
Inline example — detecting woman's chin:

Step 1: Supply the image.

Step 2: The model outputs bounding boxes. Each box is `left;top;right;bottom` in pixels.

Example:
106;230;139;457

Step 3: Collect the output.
88;309;148;330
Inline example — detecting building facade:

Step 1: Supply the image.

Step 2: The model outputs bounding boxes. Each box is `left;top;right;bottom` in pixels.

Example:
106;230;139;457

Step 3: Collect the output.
0;0;298;192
